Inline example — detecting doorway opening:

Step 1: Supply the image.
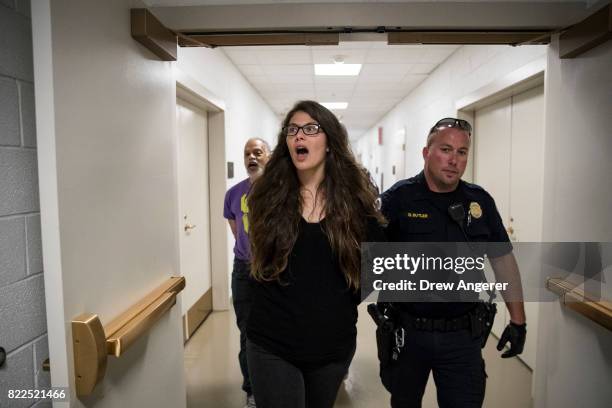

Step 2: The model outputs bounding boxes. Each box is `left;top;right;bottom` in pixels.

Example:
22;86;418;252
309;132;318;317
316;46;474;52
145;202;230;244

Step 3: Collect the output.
176;70;229;341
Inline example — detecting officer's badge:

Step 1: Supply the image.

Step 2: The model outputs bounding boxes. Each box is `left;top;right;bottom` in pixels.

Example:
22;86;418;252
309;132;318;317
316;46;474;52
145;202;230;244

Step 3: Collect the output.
469;202;482;219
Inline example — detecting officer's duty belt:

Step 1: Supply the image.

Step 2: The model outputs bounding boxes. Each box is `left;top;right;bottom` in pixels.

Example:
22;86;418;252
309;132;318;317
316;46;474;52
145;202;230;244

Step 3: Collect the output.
399;313;471;332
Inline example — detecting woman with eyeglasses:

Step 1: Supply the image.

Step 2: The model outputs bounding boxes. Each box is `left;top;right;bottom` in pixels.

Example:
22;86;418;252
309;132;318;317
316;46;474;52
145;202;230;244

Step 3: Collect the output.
245;100;385;408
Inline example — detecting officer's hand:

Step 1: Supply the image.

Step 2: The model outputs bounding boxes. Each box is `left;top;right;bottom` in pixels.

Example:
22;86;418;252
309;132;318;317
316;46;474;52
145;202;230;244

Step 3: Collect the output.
496;322;526;358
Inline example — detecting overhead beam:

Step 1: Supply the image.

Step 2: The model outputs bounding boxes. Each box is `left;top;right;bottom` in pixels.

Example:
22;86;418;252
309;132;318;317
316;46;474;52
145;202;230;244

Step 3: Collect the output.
151;2;590;32
560;2;612;58
179;33;339;48
131;8;177;61
388;31;551;45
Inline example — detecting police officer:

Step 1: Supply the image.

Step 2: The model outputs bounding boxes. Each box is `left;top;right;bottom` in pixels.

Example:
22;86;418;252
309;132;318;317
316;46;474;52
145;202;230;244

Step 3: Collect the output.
379;117;527;407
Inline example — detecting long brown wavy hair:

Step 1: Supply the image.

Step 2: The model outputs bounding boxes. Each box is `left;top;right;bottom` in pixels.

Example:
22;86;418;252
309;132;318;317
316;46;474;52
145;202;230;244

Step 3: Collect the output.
249;100;385;291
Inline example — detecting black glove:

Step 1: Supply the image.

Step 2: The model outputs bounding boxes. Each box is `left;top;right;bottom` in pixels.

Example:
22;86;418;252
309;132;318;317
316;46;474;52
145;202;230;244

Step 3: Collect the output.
496;322;526;358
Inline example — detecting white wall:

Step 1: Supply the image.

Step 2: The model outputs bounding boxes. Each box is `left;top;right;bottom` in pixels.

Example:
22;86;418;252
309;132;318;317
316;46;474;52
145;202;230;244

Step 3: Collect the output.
33;0;185;406
534;36;612;408
353;44;547;187
176;47;279;302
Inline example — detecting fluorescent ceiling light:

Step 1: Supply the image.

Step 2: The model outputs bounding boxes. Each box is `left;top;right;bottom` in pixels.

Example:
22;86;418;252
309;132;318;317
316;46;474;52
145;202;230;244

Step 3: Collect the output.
315;64;362;76
320;102;348;110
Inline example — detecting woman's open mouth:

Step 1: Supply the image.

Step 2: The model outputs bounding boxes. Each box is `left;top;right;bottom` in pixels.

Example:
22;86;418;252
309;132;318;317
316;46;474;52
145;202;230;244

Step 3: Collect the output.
296;146;309;161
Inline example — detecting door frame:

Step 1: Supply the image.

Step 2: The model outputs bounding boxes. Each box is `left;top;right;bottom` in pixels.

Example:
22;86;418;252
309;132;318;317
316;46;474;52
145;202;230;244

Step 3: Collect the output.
454;58;546;182
175;68;230;312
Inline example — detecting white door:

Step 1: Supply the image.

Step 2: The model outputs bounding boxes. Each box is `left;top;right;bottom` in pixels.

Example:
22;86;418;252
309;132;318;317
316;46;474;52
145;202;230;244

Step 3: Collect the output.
508;86;544;370
176;97;212;336
474;85;545;370
390;126;407;185
473;98;513;342
32;1;186;406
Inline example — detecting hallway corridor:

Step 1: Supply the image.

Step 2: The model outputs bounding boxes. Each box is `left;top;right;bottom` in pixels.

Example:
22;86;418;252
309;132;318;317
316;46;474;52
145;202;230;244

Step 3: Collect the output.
184;304;532;408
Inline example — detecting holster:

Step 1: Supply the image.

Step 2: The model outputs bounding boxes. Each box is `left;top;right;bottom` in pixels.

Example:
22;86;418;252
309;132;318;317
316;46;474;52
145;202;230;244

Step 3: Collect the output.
469;301;497;348
368;303;397;392
368;303;397;367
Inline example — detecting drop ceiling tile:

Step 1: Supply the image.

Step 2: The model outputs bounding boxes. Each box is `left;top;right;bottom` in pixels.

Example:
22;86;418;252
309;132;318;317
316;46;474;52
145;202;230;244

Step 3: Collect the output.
266;75;314;85
360;64;413;76
273;83;316;93
409;63;438;74
316;89;354;100
356;74;406;84
314;76;359;86
315;83;355;93
290;93;317;102
348;98;399;110
256;49;312;65
262;64;313;76
354;81;405;91
343;108;390;119
353;89;406;100
421;46;460;63
365;49;426;63
358;71;406;83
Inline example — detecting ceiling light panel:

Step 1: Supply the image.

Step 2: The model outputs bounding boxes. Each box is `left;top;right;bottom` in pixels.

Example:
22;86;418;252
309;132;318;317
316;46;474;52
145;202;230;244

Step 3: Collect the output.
314;64;362;76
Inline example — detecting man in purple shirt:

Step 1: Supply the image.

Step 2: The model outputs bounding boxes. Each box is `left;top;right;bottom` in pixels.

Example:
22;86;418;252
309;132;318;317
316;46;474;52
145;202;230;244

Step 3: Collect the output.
223;138;271;408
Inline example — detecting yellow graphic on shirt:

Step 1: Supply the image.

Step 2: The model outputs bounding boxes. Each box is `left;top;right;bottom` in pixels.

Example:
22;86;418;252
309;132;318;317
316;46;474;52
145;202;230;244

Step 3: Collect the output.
407;212;429;219
241;193;249;233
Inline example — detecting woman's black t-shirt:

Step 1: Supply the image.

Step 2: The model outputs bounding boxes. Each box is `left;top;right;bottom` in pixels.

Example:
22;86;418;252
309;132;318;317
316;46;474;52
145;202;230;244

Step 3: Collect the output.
246;216;385;368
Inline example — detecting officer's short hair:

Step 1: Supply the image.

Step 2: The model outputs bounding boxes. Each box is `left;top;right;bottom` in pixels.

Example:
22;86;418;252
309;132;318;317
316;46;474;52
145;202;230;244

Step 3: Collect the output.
426;130;471;148
426;118;472;147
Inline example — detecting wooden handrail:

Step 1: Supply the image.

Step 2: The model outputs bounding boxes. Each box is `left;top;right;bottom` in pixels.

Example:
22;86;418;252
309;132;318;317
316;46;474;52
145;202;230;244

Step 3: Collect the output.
72;276;185;398
546;277;612;332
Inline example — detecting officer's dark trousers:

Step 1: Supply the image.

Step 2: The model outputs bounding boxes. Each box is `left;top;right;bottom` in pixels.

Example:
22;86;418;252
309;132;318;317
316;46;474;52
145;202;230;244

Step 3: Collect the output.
231;258;254;396
385;327;486;408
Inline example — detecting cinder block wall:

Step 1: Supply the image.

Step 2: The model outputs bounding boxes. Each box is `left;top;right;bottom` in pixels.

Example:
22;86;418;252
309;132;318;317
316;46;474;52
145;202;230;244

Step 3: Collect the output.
0;1;51;407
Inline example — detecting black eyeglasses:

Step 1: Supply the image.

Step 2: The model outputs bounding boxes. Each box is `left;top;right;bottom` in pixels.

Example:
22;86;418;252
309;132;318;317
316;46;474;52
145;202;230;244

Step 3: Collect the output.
284;123;323;137
429;118;472;135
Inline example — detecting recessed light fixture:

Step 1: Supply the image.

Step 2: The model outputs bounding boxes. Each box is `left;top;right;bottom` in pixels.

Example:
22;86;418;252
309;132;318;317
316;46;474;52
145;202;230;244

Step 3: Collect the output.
315;64;362;76
321;102;348;110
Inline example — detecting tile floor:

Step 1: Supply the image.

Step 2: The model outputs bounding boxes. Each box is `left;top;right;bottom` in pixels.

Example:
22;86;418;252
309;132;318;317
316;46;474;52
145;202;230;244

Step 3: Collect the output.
184;304;532;408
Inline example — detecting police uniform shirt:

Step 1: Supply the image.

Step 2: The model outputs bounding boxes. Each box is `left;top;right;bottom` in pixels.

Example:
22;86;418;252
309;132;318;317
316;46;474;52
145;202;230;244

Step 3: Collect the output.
380;171;512;318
